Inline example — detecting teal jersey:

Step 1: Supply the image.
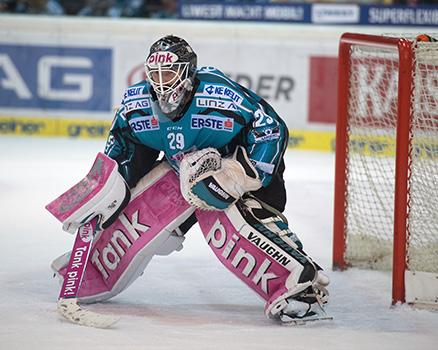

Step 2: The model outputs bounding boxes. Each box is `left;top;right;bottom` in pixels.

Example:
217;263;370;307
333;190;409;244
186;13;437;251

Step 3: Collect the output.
105;67;288;188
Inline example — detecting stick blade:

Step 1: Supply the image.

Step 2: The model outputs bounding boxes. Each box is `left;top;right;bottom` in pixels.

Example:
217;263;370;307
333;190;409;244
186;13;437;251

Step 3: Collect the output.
58;298;119;329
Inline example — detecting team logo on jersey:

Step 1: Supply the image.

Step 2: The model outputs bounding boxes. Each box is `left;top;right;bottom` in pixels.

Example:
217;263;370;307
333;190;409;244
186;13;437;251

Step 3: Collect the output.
191;115;234;132
197;66;217;73
196;98;238;111
124;87;144;98
250;159;275;175
202;85;243;105
253;126;280;143
125;98;151;112
129;115;159;132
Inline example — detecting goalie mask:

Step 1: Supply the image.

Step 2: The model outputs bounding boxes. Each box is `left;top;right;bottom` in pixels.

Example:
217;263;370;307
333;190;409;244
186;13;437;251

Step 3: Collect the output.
145;35;197;119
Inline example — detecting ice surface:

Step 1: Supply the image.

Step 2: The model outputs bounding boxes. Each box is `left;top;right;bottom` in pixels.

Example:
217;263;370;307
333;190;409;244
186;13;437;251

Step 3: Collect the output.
1;137;437;350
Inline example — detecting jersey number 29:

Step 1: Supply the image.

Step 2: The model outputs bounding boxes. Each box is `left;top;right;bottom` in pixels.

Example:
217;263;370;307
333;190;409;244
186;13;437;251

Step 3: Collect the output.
168;132;185;150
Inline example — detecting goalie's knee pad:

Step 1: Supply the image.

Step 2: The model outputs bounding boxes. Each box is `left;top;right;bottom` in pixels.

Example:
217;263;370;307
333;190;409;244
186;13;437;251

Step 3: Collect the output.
240;195;304;251
52;162;196;303
195;196;328;319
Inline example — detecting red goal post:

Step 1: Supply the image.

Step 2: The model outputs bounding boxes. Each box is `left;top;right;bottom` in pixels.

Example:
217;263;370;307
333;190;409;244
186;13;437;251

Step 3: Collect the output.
333;33;438;307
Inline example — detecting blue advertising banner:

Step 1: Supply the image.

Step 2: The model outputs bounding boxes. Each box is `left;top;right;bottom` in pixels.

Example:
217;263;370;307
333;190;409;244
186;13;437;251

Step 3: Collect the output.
180;1;438;26
362;5;438;26
180;3;311;23
0;45;112;111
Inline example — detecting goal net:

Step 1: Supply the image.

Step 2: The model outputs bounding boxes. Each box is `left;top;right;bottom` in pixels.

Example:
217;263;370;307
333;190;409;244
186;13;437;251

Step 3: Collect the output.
333;33;438;307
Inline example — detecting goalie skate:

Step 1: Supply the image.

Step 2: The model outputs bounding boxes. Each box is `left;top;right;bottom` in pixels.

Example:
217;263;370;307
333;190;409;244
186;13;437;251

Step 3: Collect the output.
278;286;332;326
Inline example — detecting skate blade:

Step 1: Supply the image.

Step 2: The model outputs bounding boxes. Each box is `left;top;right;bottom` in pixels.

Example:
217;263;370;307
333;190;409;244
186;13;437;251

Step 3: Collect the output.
279;300;333;326
279;313;333;325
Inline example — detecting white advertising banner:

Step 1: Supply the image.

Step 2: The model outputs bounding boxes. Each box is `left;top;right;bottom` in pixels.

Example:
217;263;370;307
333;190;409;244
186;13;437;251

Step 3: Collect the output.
0;15;427;130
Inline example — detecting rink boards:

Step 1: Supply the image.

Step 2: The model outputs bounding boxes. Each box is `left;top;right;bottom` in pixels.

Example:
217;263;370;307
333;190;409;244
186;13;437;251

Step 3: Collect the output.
0;115;336;152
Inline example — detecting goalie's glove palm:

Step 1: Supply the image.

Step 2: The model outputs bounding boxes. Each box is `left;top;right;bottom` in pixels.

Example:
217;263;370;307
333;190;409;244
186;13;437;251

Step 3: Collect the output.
216;157;261;198
180;146;262;211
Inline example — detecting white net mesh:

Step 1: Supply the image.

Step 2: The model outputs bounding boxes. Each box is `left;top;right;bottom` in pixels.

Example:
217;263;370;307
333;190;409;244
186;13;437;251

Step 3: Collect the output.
344;45;398;269
343;38;438;273
407;42;438;273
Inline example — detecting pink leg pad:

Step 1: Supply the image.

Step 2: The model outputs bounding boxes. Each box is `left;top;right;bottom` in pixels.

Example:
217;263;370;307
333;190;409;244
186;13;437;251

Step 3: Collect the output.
196;205;299;305
55;163;194;302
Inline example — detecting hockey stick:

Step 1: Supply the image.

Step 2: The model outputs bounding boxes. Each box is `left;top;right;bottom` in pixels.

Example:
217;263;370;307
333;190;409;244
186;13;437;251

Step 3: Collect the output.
57;216;119;328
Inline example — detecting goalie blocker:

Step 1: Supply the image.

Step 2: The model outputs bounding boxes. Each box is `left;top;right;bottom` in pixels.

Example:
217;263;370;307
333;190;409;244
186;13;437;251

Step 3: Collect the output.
49;153;328;319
